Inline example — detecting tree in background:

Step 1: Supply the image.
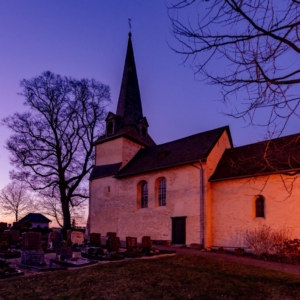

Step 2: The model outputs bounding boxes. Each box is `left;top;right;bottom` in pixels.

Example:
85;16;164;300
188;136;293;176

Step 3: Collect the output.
3;71;110;229
39;193;86;228
168;0;300;134
0;181;35;222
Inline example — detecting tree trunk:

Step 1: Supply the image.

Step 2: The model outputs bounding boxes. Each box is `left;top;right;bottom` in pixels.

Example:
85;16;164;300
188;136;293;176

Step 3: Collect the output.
62;199;71;230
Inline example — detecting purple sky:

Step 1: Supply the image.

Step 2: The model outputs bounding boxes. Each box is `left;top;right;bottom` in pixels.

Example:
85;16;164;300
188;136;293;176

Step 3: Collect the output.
0;1;298;212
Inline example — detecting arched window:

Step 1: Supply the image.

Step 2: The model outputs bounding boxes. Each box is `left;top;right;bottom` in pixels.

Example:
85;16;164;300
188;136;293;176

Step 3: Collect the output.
158;178;166;206
255;195;265;218
141;181;148;208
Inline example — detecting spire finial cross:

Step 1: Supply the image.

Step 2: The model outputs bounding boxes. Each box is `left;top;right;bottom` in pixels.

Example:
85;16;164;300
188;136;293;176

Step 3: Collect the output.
128;18;132;32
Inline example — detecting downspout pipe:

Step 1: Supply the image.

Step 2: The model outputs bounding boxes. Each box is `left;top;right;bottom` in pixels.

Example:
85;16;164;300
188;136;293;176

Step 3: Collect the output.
191;161;205;248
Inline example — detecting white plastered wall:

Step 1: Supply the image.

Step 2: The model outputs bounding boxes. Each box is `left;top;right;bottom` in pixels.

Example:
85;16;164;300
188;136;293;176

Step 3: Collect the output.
204;130;232;247
210;174;300;248
89;164;201;244
95;137;144;167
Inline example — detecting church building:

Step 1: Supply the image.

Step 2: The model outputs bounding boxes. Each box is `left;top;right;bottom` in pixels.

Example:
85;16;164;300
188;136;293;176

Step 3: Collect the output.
88;33;300;248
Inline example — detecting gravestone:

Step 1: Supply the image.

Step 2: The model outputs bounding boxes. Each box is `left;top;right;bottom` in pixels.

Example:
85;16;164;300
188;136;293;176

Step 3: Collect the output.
106;232;116;239
142;236;152;255
71;231;84;245
126;236;137;251
0;233;11;252
4;230;19;244
22;232;41;250
21;250;45;265
106;236;119;252
142;236;152;248
20;232;44;265
56;247;73;260
90;233;101;247
48;231;63;249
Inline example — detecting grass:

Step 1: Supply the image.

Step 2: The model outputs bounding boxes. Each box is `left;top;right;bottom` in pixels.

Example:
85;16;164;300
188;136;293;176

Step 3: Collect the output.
0;254;300;299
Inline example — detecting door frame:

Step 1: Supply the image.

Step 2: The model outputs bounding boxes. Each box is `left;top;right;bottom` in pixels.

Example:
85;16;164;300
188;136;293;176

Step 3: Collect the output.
171;216;186;245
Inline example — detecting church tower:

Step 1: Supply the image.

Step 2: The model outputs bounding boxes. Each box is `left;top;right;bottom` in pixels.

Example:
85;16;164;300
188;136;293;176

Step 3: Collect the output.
93;33;155;169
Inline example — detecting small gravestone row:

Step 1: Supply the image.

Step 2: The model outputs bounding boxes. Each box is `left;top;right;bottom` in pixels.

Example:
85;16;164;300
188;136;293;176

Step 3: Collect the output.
19;230;96;270
81;232;123;261
47;230;85;251
82;233;171;260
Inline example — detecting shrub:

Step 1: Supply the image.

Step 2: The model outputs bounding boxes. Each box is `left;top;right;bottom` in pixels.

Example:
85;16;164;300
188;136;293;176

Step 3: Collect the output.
273;239;300;263
245;225;291;256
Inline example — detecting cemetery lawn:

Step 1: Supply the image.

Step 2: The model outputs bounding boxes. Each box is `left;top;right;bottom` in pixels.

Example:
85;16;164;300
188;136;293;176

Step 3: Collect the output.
0;254;300;300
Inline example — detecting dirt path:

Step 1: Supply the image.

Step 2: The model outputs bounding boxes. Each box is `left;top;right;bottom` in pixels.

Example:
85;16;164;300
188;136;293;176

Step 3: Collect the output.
155;245;300;275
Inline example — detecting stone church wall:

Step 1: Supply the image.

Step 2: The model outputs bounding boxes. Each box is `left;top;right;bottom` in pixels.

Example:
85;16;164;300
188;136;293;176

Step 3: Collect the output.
89;164;201;244
95;137;144;167
205;131;232;247
210;174;300;248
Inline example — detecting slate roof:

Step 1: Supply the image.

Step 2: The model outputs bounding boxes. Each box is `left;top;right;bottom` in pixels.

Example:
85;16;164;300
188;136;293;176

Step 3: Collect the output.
210;132;300;182
19;213;51;223
95;33;155;148
89;162;122;180
116;32;143;125
115;126;232;178
95;124;155;147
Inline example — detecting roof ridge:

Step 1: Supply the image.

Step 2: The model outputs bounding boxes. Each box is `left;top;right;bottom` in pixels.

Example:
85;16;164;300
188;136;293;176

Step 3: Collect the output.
231;131;300;150
154;126;230;148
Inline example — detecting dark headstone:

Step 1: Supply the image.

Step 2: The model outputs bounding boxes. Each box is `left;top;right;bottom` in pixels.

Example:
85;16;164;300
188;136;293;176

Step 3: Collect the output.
4;230;19;244
56;247;73;260
106;236;119;252
90;233;101;247
142;236;152;248
22;232;41;250
126;236;137;251
106;232;116;239
48;231;63;249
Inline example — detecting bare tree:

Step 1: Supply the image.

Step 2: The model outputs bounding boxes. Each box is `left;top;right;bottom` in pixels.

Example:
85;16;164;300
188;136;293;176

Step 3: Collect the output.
39;193;87;228
168;0;300;134
3;71;110;229
0;181;35;222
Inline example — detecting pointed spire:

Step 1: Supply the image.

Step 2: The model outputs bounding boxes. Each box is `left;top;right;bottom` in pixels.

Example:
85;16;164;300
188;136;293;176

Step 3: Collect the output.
116;33;143;125
94;32;155;147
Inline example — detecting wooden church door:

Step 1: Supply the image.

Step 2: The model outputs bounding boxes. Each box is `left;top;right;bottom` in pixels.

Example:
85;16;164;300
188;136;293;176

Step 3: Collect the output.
172;217;186;244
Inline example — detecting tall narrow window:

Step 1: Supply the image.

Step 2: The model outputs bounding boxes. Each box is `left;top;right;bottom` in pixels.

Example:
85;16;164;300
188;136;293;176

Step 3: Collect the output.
141;181;148;208
158;178;166;206
255;195;265;218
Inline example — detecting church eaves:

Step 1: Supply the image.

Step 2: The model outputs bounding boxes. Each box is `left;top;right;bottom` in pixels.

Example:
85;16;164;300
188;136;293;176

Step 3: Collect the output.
210;132;300;181
95;33;155;147
115;126;232;178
